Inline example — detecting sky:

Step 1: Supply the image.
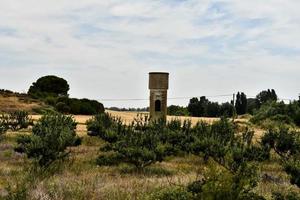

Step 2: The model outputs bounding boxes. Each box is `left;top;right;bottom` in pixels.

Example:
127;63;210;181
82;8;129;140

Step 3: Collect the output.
0;0;299;108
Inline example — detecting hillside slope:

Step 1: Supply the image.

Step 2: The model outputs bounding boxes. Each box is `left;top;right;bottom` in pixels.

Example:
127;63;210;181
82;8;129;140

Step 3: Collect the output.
0;90;50;114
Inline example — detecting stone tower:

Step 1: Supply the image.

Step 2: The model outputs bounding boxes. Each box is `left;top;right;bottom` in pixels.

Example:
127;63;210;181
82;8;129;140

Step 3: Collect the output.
149;72;169;121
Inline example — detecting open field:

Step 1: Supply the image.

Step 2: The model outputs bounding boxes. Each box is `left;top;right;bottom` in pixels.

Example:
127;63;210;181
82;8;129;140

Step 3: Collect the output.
31;110;251;136
1;111;299;199
1;130;299;199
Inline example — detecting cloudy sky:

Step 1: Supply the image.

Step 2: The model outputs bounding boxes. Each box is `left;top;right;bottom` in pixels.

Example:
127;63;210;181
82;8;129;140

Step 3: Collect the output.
0;0;299;107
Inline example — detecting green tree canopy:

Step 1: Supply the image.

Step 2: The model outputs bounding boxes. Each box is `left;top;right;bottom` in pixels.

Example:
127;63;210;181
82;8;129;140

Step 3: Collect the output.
28;75;70;98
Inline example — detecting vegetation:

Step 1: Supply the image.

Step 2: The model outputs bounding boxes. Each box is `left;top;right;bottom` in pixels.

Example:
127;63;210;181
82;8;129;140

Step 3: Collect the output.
251;101;300;127
187;96;235;117
167;105;189;116
26;75;104;115
54;96;105;115
15;114;81;167
235;92;247;115
261;127;300;188
0;111;32;132
28;75;70;98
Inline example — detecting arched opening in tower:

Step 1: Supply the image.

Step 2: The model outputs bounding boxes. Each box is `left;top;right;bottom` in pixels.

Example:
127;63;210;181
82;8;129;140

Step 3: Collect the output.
155;100;161;112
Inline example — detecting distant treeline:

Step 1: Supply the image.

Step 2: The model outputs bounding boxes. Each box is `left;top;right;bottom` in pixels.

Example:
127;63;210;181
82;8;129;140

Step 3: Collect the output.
107;107;149;112
169;89;300;123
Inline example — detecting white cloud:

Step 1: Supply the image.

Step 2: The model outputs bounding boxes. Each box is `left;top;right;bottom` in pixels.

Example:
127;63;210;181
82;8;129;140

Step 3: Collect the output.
0;0;299;107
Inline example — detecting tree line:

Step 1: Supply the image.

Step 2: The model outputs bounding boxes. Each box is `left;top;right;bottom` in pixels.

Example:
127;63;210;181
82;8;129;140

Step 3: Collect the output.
168;89;281;117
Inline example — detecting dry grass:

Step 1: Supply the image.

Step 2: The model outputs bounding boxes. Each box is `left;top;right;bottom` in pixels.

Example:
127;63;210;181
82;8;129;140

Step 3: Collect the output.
0;127;299;199
1;112;297;199
0;95;44;113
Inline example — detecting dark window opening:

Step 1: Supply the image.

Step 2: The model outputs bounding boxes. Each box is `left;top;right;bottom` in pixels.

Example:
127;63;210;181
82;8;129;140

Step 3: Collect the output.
155;100;161;112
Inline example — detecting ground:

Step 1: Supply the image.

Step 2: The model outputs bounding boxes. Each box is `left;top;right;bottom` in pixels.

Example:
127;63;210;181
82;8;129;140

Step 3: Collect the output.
0;111;299;199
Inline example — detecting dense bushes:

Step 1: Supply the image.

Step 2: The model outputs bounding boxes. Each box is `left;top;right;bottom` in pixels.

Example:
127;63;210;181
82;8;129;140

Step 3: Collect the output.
16;114;81;166
88;114;173;169
261;127;300;188
187;96;235;117
55;97;104;115
167;105;189;116
87;112;269;200
0;111;32;133
251;101;300;127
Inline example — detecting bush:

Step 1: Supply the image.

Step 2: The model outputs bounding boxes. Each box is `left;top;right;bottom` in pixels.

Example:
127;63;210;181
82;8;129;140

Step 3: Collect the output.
56;97;104;115
0;115;9;137
272;191;300;200
251;101;300;127
261;127;300;188
7;111;33;131
16;114;81;167
96;153;122;166
284;159;300;187
150;187;194;200
167;105;189;116
185;163;264;200
88;114;173;169
0;111;32;132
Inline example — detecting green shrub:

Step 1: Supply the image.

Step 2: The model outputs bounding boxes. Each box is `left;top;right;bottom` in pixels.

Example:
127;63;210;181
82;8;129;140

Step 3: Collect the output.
251;101;300;127
261;127;300;159
55;102;71;114
150;187;194;200
0;115;9;137
96;153;122;166
186;163;264;200
261;127;300;188
7;111;33;131
0;111;32;133
272;191;300;200
16;114;81;167
56;97;104;115
284;159;300;187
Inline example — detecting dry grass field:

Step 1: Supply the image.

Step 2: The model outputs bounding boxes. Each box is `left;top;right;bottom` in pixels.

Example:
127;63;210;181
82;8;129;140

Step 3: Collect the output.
0;95;43;113
1;111;299;199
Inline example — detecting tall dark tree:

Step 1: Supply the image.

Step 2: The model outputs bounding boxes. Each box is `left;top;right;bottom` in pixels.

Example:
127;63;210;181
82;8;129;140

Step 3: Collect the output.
28;75;70;98
188;97;200;117
235;92;247;115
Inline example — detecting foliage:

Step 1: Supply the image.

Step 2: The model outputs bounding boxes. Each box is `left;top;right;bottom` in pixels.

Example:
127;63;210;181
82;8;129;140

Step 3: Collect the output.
88;114;175;169
251;101;300;127
55;96;105;115
16;114;81;167
256;89;278;107
0;111;32;134
186;163;265;200
167;105;189;116
272;191;300;200
187;96;234;117
235;92;247;115
0;116;9;137
261;127;300;188
28;75;69;98
150;187;194;200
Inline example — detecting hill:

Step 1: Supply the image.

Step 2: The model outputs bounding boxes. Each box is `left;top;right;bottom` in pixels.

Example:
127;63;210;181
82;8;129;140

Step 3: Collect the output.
0;89;50;114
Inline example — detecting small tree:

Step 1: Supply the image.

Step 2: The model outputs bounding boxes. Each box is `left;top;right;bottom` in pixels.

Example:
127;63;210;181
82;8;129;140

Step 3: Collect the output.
16;114;81;167
261;127;300;188
88;114;172;170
